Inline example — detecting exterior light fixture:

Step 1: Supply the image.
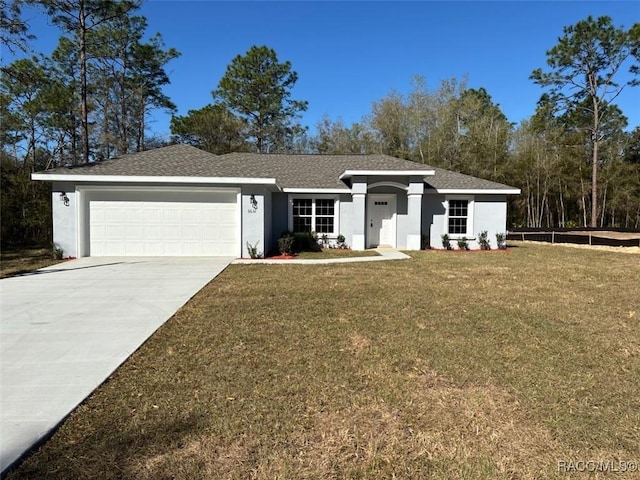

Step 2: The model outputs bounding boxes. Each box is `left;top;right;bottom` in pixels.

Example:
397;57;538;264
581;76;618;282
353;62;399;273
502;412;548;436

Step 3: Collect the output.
60;192;70;206
249;194;258;210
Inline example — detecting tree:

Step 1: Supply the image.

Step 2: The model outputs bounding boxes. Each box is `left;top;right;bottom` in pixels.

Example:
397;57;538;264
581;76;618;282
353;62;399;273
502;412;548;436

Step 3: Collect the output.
530;15;640;227
38;0;139;163
213;45;308;153
171;104;248;154
1;0;34;53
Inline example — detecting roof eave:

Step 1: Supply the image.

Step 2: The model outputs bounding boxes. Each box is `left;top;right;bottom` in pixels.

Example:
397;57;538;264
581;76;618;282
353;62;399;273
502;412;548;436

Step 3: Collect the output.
31;173;282;190
339;169;435;180
425;188;521;195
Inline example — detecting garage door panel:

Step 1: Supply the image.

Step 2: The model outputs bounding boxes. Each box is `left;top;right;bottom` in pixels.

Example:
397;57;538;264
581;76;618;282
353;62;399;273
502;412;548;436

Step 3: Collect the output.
89;192;238;257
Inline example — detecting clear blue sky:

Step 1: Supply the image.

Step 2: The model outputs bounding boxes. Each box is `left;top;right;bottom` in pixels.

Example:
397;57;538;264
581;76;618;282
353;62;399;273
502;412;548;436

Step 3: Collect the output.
13;1;640;139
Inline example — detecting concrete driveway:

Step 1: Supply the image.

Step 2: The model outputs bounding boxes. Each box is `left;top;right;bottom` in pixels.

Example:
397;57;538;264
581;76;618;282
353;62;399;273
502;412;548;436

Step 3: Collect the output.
0;256;232;474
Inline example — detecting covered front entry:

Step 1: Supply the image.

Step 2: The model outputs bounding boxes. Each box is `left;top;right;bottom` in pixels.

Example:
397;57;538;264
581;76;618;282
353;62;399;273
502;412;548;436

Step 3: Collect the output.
367;194;397;248
86;188;239;257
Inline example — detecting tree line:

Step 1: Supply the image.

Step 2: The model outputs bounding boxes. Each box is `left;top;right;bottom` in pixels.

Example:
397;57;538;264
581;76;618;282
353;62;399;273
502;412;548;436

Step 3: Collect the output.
2;4;639;247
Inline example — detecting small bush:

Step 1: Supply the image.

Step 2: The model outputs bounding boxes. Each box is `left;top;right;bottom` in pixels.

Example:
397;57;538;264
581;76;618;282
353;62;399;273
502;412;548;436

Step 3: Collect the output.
441;234;452;250
496;232;507;250
336;234;348;249
293;231;321;252
277;233;295;255
246;241;262;259
456;237;470;250
53;244;64;260
477;231;491;250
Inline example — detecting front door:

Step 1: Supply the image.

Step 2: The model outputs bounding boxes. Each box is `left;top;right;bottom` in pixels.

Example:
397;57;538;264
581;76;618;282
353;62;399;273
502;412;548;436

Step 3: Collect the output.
367;194;397;247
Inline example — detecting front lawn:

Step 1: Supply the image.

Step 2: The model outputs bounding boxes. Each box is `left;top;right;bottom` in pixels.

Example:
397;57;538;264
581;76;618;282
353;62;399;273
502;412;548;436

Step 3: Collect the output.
7;243;640;479
0;246;61;279
294;248;380;259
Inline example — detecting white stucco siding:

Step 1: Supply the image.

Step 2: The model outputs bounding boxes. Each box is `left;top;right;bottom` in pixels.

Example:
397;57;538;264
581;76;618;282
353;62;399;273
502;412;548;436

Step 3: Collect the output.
423;194;446;249
473;195;508;249
51;182;78;258
241;186;267;258
424;194;508;250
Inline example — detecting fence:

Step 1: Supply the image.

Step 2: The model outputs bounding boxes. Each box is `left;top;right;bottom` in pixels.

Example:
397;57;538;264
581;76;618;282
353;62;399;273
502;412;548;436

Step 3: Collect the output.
507;228;640;248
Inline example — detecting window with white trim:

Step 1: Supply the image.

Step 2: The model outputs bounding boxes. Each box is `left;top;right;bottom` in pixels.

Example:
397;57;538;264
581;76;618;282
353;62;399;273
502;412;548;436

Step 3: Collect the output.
291;197;337;234
446;197;473;236
448;199;468;234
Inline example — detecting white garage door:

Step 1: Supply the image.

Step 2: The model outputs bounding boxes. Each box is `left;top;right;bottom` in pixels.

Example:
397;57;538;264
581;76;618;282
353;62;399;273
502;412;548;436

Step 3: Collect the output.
89;190;238;256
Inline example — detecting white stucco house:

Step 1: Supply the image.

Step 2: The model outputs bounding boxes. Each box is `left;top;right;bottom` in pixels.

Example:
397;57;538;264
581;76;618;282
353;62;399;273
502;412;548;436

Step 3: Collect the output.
32;144;520;258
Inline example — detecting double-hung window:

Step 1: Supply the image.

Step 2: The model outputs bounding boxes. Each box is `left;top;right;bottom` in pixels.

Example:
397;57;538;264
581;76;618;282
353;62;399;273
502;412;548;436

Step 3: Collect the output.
446;197;473;236
291;197;337;235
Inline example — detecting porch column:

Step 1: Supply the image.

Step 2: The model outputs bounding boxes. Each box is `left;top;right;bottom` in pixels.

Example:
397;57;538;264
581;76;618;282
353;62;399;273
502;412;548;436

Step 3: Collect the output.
407;177;424;250
351;177;367;250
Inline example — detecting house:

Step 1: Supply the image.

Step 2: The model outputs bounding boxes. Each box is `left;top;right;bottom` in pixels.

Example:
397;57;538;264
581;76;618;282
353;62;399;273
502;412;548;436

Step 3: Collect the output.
32;144;520;257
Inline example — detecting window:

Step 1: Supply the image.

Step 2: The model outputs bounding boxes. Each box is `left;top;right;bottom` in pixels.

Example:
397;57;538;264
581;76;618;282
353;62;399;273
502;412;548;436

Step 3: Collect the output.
447;198;471;235
291;197;337;234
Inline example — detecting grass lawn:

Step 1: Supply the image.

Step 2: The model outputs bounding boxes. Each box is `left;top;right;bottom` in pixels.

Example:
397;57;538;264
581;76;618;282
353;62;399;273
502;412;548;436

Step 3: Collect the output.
294;248;380;259
7;243;640;479
0;246;61;279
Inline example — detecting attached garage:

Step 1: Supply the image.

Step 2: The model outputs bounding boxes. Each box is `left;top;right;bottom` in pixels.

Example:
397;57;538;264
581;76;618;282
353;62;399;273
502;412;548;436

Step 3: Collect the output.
84;188;239;257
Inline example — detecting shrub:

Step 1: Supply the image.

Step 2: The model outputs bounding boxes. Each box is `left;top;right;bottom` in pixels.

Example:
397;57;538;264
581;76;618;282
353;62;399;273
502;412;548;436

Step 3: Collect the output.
477;230;491;250
246;241;262;259
336;234;348;249
293;231;321;252
441;234;452;250
277;233;295;255
496;232;507;250
53;243;64;260
456;237;470;250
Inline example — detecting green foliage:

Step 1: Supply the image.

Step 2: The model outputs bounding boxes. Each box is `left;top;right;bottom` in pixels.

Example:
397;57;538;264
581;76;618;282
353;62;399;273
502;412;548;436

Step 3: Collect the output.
213;45;308;153
246;241;261;259
495;233;507;250
456;237;470;250
336;234;347;249
0;153;52;246
530;15;640;227
477;231;491;250
277;232;295;255
52;243;64;260
292;231;321;252
170;104;247;154
441;234;452;250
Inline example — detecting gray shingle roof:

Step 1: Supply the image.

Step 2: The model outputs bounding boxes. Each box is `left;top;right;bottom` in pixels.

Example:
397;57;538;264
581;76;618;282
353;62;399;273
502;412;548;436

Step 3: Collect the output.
35;144;518;191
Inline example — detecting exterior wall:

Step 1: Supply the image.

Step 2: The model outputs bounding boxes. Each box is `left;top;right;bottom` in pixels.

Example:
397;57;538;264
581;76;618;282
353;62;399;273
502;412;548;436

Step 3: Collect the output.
423;194;446;249
337;194;353;247
474;195;507;249
241;186;267;258
424;193;508;250
51;182;78;258
270;192;289;249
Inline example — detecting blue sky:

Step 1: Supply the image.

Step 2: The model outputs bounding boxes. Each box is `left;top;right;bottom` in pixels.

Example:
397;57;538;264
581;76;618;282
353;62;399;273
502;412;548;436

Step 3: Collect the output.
13;1;640;139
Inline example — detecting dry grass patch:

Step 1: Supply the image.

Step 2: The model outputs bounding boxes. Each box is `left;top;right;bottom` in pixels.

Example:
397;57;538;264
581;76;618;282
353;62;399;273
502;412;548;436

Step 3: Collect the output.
0;246;62;278
6;243;640;479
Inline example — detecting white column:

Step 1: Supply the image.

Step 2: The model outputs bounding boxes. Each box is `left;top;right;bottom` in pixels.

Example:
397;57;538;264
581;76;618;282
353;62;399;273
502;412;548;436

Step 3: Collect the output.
406;178;424;250
351;178;367;250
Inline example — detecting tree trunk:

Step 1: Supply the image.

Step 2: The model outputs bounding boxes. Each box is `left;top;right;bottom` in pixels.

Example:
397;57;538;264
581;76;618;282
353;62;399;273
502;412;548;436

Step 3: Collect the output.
79;0;90;163
590;100;599;227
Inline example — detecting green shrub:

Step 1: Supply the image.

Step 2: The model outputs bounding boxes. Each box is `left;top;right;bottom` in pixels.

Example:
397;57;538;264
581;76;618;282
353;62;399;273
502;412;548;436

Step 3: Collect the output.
293;231;321;252
496;232;507;250
246;241;262;259
441;234;452;250
277;233;295;255
336;234;348;249
53;244;64;260
456;237;470;250
477;230;491;250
